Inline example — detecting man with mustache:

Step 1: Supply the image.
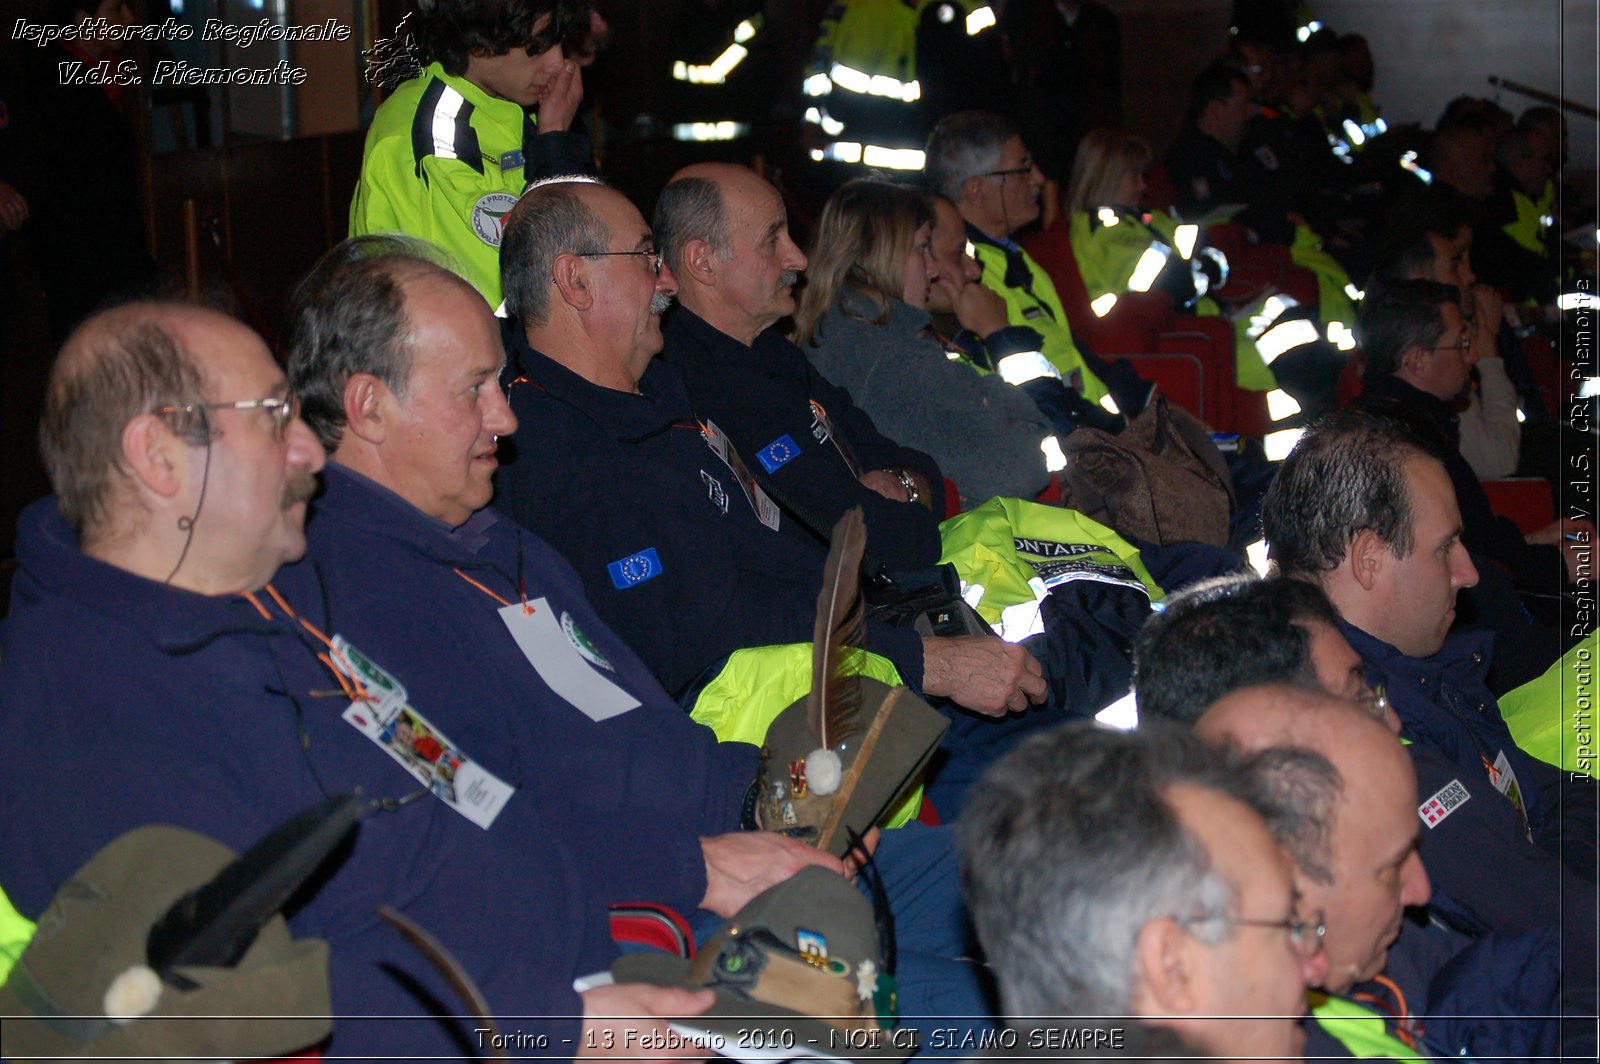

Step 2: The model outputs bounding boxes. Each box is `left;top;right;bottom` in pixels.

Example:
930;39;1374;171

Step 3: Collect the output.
495;176;1045;726
655;162;949;570
1260;408;1596;885
480;184;998;1030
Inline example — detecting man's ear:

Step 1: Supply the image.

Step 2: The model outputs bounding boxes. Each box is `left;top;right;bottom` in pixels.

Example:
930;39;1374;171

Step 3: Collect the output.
1347;528;1388;591
120;413;185;499
1133;917;1200;1016
552;252;594;311
342;373;388;446
960;175;986;210
1401;344;1428;376
678;237;719;288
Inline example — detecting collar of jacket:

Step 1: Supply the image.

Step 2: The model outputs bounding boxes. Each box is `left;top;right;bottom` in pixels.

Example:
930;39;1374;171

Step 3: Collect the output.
504;316;693;444
12;496;290;653
309;462;504;569
835;288;933;338
1357;371;1460;441
662;304;807;385
419;61;527;136
1341;619;1495;689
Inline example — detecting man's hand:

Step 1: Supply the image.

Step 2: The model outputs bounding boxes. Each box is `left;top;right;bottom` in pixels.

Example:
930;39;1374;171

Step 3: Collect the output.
921;634;1046;716
841;826;880;878
1528;517;1595;584
578;983;714;1061
0;182;28;235
536;60;584;132
954;280;1010;338
859;468;934;509
1469;284;1504;360
700;832;846;917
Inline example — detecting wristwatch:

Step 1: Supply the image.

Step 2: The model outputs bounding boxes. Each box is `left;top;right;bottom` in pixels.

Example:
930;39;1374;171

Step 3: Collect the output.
894;468;920;505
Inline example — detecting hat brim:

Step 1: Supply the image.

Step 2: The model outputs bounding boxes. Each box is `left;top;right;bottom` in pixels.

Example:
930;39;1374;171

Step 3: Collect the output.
612;952;917;1063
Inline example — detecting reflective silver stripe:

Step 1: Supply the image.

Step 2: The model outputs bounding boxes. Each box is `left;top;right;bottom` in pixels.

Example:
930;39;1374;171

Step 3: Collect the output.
430;84;467;161
808;142;926;170
827;62;920;102
996;351;1059;385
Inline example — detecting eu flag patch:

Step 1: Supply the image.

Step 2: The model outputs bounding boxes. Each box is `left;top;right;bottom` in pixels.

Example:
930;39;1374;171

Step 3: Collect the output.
607;548;663;589
756;434;801;473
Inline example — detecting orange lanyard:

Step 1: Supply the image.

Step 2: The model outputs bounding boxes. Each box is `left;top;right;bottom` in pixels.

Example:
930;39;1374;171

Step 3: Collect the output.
453;567;533;615
243;584;374;706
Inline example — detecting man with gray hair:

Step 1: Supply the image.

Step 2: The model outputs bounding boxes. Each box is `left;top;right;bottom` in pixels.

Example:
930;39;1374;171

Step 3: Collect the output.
654;162;950;571
1133;572;1583;946
925;110;1117;409
959;721;1326;1059
1200;685;1586;1060
495;174;1045;722
491;177;1003;1029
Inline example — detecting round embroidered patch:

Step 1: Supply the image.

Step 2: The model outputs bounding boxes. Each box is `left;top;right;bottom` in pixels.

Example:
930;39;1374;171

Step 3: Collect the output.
471;192;518;247
562;611;615;671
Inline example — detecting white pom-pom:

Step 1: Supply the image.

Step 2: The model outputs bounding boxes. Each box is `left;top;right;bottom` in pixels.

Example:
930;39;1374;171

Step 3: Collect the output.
104;965;162;1024
806;748;842;795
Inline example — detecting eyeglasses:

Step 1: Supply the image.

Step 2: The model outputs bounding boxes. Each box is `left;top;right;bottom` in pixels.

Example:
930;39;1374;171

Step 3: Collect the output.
157;394;301;437
1431;336;1472;354
1359;683;1390;722
982;163;1034;180
579;247;664;275
1186;910;1328;959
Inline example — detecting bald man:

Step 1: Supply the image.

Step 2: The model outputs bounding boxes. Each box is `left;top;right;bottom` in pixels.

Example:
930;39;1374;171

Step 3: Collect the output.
1200;686;1577;1060
1199;687;1431;996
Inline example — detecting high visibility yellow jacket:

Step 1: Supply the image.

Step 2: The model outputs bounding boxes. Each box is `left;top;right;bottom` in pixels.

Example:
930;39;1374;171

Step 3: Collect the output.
969;232;1109;402
351;64;591;307
1310;993;1426;1060
691;643;924;826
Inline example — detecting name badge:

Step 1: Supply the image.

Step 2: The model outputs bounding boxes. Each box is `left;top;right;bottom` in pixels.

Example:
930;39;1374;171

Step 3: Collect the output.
333;636;514;830
1487;749;1531;841
497;597;642;722
700;418;781;531
500;149;525;171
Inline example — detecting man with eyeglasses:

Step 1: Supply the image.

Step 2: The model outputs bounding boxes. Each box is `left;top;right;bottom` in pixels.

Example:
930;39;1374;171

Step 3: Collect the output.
1134;573;1587;948
493;176;1004;1031
1200;683;1588;1060
924;110;1124;409
959;721;1326;1060
1351;279;1588;591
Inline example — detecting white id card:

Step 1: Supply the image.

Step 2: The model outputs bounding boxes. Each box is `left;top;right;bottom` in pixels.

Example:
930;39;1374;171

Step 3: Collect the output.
498;597;642;722
700;418;782;531
1489;749;1531;841
334;636;514;830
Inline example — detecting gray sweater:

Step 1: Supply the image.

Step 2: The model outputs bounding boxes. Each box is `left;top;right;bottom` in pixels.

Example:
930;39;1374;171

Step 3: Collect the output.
804;294;1052;505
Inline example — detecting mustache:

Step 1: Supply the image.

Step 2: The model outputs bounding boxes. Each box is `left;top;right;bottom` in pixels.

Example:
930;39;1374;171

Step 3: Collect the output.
778;270;800;289
282;471;320;508
650;291;674;315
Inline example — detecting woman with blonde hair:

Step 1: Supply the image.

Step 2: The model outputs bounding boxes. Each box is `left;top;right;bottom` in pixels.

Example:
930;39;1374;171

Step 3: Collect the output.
794;180;1055;506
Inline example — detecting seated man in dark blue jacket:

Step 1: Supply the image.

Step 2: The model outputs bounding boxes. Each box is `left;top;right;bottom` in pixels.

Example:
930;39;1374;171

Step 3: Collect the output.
1135;572;1591;940
0;300;710;1060
653;162;946;567
494;175;1045;722
1135;574;1596;1056
1261;407;1597;886
283;233;995;1030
